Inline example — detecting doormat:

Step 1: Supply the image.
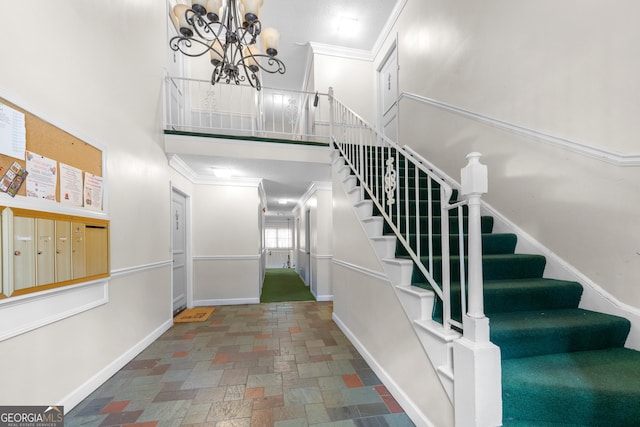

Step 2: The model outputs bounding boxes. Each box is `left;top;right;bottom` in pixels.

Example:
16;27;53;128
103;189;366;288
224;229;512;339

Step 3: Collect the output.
173;307;215;323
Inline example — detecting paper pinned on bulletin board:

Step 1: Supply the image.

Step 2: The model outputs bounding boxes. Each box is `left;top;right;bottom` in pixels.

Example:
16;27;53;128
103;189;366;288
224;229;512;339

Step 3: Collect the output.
26;150;57;201
0;161;28;197
0;102;26;159
83;171;103;211
60;162;83;207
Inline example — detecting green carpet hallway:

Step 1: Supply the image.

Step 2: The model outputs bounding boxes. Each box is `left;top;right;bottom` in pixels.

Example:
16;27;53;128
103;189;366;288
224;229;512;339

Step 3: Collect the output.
261;268;315;303
357;148;640;426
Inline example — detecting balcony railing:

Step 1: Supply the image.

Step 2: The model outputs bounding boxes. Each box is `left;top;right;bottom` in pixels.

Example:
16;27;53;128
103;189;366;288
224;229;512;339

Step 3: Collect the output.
164;76;332;143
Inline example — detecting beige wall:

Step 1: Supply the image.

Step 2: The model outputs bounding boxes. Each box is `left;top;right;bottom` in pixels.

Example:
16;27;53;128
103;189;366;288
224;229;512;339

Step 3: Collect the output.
0;0;171;407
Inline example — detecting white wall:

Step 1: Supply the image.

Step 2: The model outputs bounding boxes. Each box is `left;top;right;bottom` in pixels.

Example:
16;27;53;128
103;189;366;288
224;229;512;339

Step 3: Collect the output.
313;54;376;125
371;1;640;315
0;0;171;407
295;183;333;300
331;167;454;426
192;183;262;305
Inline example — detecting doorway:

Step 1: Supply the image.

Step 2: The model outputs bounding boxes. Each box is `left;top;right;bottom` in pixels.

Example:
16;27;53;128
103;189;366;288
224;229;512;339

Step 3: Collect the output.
171;188;189;315
377;42;399;142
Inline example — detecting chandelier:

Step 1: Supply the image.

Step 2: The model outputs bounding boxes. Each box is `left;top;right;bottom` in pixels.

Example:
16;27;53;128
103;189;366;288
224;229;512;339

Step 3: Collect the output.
170;0;286;91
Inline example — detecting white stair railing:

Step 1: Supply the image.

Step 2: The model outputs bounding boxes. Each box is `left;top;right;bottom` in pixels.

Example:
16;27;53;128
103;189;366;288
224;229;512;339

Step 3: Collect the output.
329;89;502;427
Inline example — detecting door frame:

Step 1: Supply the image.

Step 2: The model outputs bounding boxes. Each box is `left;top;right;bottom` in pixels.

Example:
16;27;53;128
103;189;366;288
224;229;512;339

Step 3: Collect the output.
376;37;399;140
170;184;192;314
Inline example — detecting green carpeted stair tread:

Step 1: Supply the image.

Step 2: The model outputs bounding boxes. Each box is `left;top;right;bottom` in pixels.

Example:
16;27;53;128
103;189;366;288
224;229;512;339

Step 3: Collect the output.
409;254;547;283
491;308;631;359
502;348;640;426
482;278;583;313
395;233;518;257
430;278;584;322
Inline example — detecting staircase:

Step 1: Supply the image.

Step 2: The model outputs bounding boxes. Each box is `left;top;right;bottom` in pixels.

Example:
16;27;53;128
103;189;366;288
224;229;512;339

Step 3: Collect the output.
332;144;640;426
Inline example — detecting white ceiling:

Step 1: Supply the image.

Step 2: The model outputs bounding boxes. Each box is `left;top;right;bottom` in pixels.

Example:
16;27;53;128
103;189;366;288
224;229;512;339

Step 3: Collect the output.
170;0;401;215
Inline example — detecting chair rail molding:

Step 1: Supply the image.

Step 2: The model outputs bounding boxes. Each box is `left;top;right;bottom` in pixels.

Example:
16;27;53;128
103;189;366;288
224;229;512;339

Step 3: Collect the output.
401;92;640;167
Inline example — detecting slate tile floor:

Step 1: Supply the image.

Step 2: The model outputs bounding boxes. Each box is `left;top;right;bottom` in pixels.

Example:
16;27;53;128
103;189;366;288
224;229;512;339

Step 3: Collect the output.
66;301;415;427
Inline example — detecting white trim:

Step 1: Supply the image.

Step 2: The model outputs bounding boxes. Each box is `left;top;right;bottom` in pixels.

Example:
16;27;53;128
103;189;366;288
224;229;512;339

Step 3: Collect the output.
194;297;260;306
309;42;374;61
313;293;333;302
371;0;408;59
193;255;261;261
300;42;315;93
0;279;109;342
295;181;332;212
332;258;388;282
59;318;173;411
401;92;640;167
168;154;263;186
110;260;172;278
311;254;333;261
332;312;436;427
0;194;108;220
168;154;199;182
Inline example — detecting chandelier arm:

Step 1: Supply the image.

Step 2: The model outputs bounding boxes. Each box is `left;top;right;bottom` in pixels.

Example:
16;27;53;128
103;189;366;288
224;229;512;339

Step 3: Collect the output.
169;36;216;57
249;55;287;75
239;63;261;90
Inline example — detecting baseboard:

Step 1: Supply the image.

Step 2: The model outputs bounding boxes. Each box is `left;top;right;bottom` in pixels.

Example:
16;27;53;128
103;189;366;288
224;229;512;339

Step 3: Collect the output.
314;294;333;302
332;312;436;427
193;297;260;306
60;318;173;411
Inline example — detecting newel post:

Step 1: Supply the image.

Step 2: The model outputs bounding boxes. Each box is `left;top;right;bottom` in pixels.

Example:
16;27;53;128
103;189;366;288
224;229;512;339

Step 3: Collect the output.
453;152;502;427
328;87;335;145
460;152;489;342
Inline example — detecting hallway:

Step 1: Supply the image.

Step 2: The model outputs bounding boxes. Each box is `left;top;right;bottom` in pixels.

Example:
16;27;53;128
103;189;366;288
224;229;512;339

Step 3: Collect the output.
66;302;415;426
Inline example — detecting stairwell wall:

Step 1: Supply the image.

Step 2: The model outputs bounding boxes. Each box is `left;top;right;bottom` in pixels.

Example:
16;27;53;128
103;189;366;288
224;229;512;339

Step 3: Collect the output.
0;0;171;408
369;0;640;334
331;168;454;426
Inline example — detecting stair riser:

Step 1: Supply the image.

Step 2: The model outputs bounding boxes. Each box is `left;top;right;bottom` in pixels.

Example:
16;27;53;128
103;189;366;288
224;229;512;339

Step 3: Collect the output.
384;216;494;235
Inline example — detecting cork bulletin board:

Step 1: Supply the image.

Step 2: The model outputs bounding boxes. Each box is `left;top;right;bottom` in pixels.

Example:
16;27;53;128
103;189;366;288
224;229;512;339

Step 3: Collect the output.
0;97;102;201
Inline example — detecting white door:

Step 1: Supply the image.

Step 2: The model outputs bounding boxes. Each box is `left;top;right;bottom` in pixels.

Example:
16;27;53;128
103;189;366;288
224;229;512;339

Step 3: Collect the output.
172;189;188;315
378;44;399;142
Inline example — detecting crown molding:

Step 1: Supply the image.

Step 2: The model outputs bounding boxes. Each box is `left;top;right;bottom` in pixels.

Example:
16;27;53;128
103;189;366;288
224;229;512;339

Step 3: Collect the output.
371;0;407;59
294;180;332;212
168;154;263;187
309;42;374;61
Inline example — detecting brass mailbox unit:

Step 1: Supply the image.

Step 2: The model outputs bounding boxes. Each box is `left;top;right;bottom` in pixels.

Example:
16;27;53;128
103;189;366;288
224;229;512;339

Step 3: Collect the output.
0;206;109;299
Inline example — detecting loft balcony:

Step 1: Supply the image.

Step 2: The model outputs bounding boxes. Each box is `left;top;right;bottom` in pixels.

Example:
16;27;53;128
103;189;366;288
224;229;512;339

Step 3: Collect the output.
164;76;333;146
